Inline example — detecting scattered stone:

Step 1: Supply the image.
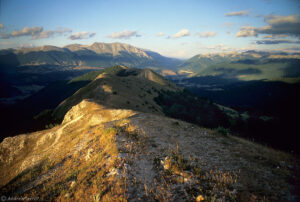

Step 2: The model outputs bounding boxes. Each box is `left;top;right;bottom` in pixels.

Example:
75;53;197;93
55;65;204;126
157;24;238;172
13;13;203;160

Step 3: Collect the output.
161;156;171;170
85;148;94;160
108;168;120;177
70;181;76;188
196;195;205;201
123;163;131;171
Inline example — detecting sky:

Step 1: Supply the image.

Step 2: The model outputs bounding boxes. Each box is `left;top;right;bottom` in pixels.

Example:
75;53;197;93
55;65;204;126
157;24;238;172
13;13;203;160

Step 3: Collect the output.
0;0;299;58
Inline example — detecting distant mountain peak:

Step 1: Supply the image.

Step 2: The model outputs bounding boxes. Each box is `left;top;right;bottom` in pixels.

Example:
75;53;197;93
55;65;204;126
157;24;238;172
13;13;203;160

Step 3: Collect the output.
0;42;182;70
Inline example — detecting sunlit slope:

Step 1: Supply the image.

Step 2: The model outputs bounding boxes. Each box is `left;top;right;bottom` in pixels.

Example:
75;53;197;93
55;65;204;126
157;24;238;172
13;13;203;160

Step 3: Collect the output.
1;99;299;201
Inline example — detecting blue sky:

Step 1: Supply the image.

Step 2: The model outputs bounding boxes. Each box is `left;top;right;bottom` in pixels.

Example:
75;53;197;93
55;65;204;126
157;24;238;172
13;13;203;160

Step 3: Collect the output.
0;0;299;58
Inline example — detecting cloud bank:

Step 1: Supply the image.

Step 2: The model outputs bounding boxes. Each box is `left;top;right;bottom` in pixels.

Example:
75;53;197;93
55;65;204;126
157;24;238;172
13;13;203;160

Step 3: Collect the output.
2;26;72;39
107;30;141;39
34;28;72;39
10;26;43;37
263;34;288;39
68;31;96;40
255;39;300;45
236;15;300;38
235;26;258;37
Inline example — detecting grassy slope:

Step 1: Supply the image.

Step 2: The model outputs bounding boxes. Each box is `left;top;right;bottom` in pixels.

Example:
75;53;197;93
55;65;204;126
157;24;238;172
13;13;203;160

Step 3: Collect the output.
1;100;299;201
53;66;180;121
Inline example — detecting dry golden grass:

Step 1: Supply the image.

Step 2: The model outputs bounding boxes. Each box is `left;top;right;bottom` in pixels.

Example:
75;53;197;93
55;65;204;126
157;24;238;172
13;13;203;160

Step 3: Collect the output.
1;100;299;201
53;68;180;121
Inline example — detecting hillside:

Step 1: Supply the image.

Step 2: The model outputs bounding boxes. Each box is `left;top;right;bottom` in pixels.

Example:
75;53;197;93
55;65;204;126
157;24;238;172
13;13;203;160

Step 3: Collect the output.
52;66;180;122
1;100;299;201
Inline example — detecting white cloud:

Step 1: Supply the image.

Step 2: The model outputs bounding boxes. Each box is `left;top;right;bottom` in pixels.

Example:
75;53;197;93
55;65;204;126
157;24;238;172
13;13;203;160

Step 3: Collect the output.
33;27;72;39
235;26;258;37
195;31;216;38
156;32;165;37
225;10;249;17
10;26;43;37
107;30;141;39
68;31;96;40
172;29;190;38
2;26;72;39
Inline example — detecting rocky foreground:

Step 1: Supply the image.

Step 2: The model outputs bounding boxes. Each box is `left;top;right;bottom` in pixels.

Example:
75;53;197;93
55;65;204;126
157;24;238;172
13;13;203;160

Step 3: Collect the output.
0;99;299;201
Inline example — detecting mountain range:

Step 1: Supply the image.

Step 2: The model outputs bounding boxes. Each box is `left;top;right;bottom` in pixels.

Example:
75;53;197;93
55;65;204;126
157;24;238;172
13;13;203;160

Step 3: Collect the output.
0;42;181;103
177;51;300;82
0;42;181;70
